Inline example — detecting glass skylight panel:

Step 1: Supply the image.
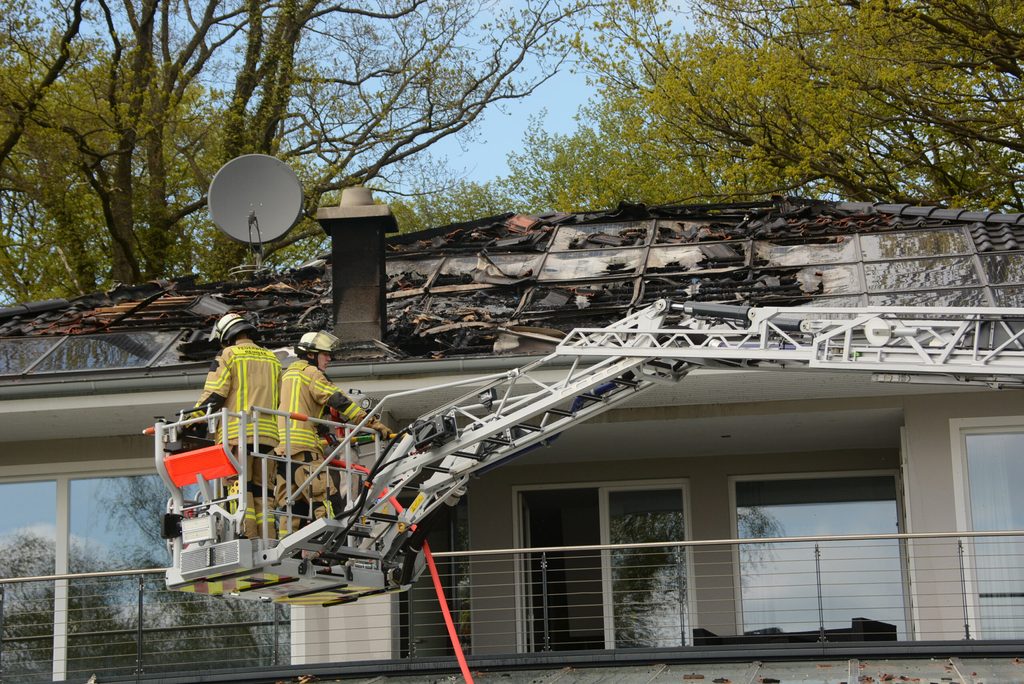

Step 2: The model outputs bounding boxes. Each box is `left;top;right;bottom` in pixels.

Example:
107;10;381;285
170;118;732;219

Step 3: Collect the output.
646;245;704;272
755;238;857;266
0;337;62;375
549;222;650;251
31;331;179;373
438;253;543;281
860;229;970;260
386;257;442;289
992;286;1024;307
868;289;988;306
539;249;644;281
648;243;745;272
798;295;864;308
980;254;1024;285
864;256;979;291
795;265;860;296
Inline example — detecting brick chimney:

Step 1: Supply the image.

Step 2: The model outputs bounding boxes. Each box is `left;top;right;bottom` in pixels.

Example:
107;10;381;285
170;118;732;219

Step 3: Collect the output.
316;187;398;343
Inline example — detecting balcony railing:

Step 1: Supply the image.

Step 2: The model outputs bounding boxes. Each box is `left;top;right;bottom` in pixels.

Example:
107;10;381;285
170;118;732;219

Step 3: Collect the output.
2;530;1021;682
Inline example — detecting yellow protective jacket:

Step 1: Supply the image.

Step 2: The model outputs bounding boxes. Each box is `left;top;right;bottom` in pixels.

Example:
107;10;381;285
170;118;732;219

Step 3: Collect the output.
197;341;282;446
276;360;365;457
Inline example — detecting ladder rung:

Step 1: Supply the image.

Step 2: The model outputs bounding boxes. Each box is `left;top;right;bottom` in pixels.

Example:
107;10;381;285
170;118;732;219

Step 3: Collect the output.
578;393;605;402
612;377;639;388
515;423;543;432
424;465;452;474
484;435;511;446
545;408;575;418
454;450;485;460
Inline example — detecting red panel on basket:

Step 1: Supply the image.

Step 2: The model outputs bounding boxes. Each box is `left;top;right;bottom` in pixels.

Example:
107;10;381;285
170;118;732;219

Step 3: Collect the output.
165;444;237;487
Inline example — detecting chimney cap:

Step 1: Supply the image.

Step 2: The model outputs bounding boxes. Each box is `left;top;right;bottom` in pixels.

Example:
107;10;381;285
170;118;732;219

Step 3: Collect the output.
316;185;398;232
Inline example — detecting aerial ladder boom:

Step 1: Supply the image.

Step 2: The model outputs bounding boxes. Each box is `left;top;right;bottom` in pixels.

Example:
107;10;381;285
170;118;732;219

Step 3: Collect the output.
154;300;1024;605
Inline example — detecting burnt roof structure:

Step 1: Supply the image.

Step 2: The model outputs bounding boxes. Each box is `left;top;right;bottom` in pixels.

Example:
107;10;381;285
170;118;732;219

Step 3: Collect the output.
2;196;1023;379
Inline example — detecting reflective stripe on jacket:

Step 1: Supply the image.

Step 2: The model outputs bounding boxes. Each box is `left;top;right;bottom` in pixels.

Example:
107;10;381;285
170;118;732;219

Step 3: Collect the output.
277;361;364;456
197;341;281;446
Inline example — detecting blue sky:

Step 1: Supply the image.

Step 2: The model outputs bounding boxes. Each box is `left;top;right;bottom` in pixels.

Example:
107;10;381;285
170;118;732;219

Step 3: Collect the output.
429;56;596;185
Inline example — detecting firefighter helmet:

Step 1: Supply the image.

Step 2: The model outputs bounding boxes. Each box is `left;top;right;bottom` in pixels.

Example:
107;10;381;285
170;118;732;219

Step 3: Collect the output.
210;313;256;345
295;331;339;357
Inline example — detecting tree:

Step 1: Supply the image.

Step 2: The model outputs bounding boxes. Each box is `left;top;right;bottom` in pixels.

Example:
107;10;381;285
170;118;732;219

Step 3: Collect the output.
509;0;1024;211
0;0;594;303
390;173;520;233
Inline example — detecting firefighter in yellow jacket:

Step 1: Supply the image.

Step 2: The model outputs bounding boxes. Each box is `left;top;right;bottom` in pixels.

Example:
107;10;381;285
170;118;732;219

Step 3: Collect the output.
275;330;392;536
197;313;281;539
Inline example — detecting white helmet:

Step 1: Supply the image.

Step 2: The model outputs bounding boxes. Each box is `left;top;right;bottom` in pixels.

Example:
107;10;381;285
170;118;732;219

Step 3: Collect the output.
210;313;255;345
295;330;339;356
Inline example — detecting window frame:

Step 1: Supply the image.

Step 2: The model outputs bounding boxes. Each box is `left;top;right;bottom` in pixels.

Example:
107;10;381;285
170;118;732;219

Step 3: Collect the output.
512;479;693;652
950;416;1024;639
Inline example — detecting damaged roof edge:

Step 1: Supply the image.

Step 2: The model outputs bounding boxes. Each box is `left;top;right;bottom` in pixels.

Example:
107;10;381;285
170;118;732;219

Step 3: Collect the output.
0;353;559;401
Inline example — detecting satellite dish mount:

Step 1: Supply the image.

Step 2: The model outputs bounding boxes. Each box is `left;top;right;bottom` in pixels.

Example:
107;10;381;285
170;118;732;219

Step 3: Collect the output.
208;154;303;276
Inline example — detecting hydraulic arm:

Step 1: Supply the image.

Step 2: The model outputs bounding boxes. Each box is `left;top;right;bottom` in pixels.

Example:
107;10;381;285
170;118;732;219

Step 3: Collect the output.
153;300;1024;605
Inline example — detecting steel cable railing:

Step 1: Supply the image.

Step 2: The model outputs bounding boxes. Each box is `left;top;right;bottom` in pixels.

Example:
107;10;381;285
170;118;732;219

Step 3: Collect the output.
1;530;1023;680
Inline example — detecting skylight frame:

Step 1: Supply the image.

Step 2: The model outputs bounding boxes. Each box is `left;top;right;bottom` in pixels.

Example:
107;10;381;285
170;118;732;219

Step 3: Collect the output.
0;330;185;377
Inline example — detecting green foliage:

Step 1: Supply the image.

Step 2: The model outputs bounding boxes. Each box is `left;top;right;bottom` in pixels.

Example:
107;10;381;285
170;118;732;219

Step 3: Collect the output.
0;0;595;303
508;0;1024;213
390;174;521;234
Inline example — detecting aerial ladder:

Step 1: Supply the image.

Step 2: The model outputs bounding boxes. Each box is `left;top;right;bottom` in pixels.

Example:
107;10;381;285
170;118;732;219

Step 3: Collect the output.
152;300;1024;606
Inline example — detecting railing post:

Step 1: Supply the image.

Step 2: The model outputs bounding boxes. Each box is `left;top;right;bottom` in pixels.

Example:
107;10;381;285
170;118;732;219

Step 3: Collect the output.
0;585;5;682
540;552;551;652
272;603;280;666
136;575;145;679
815;544;826;643
676;548;686;646
958;538;972;640
408;591;416;658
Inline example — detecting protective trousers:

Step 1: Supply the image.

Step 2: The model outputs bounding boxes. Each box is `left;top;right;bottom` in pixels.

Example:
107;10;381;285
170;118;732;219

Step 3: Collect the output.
275;451;343;538
227;444;277;540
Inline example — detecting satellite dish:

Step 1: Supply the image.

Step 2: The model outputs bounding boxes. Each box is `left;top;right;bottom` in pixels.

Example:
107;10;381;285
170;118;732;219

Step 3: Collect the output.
208;154;303;247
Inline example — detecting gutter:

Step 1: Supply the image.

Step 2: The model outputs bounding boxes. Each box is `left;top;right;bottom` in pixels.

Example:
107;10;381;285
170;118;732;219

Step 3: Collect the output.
0;354;551;401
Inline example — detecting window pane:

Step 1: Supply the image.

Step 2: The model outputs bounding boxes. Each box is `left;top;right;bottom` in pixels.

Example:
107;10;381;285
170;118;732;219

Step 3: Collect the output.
521;489;602;651
865;257;979;291
608;489;686;648
0;338;62;375
31;332;176;373
0;481;56;682
861;230;970;260
67;477;164;679
965;432;1024;639
736;476;905;640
